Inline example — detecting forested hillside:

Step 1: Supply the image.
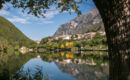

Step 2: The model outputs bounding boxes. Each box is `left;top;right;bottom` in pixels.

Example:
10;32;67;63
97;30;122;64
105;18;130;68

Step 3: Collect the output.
0;16;35;47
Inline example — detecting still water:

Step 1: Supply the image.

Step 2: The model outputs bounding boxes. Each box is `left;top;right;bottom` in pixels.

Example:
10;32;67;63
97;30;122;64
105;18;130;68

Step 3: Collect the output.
0;51;109;80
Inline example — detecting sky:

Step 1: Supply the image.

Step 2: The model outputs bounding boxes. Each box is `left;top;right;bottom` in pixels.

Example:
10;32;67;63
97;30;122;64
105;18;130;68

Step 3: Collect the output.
0;0;96;41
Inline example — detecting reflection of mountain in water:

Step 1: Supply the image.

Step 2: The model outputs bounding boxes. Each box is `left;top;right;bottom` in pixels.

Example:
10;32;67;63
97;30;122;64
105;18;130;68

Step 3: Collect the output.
14;58;77;80
56;62;109;80
12;57;108;80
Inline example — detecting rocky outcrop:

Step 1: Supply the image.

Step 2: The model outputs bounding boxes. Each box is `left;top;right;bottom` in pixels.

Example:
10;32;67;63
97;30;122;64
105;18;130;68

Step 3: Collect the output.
53;8;104;37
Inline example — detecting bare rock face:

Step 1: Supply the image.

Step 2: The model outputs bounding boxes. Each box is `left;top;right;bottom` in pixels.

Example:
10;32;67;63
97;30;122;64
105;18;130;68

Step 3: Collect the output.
53;8;104;37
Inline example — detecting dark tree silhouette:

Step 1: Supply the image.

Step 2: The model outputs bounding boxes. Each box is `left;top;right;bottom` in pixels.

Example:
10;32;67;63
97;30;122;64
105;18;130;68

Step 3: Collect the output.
93;0;130;80
0;0;129;80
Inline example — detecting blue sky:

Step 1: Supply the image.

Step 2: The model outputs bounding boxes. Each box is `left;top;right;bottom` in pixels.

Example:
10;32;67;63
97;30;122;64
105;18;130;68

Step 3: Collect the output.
0;0;96;40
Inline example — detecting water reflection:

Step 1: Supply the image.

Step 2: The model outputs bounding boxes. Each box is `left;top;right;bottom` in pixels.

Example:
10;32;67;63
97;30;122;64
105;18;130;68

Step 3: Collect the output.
56;60;109;80
0;51;109;80
14;57;77;80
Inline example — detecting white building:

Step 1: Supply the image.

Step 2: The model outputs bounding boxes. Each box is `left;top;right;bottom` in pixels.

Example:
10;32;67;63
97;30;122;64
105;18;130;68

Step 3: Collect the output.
55;35;72;40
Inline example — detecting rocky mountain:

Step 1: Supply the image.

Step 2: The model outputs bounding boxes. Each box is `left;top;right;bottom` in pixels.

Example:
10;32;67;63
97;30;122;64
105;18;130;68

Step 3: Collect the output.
53;8;104;37
0;16;35;46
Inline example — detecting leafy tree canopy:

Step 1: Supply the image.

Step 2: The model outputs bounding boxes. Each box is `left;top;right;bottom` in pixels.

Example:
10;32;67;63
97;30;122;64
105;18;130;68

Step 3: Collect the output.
0;0;82;17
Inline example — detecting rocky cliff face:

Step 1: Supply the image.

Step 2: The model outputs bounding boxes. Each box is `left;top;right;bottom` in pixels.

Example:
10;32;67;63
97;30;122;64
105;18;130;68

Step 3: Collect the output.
53;8;104;37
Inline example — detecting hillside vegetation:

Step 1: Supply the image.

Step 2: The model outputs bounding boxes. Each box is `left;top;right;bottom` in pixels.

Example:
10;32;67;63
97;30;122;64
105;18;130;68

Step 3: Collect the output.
0;16;35;48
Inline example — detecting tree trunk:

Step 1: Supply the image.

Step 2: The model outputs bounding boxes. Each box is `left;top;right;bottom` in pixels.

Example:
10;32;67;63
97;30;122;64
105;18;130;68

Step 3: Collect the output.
93;0;130;80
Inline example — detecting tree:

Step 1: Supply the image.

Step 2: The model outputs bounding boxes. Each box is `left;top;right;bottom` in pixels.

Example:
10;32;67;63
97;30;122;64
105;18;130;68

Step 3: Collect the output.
93;0;130;80
0;0;81;17
0;0;129;79
40;37;49;44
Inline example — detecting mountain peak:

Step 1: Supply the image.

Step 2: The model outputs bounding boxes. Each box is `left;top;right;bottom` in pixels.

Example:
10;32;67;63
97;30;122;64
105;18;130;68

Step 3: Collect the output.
53;8;104;38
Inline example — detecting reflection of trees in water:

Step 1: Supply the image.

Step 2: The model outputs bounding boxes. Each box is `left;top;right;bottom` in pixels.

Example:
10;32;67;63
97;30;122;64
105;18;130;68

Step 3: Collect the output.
0;51;108;80
11;66;43;80
11;59;49;80
0;53;38;80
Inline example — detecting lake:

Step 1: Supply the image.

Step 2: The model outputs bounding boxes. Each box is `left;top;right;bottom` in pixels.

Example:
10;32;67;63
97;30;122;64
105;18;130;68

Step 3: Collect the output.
0;51;109;80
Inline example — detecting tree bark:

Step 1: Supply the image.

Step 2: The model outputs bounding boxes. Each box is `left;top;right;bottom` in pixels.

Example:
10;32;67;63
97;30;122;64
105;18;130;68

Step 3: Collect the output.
93;0;130;80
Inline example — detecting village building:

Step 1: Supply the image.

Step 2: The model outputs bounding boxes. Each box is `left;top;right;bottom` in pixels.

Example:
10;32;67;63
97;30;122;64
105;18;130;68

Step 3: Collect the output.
20;46;29;54
55;31;105;40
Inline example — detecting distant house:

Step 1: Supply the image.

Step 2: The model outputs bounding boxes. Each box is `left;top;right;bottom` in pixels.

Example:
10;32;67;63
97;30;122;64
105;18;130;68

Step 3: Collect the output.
20;46;29;54
99;31;106;35
29;48;33;52
63;35;71;40
76;34;84;39
55;31;105;40
55;35;72;40
85;32;96;39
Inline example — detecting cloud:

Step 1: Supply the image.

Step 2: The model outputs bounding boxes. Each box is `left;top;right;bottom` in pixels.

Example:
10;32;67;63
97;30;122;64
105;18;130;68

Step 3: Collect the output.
18;7;59;24
0;5;72;25
39;20;54;24
7;16;29;24
44;10;59;19
0;3;12;15
0;10;9;15
20;9;59;19
7;6;70;24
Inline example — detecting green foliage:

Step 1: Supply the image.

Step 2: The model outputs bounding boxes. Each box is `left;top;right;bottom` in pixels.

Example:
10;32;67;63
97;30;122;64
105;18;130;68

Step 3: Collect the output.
0;51;108;79
40;32;107;50
74;41;82;47
87;27;99;33
0;53;38;80
0;16;36;48
40;37;49;44
0;0;82;17
86;33;107;48
7;45;14;54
